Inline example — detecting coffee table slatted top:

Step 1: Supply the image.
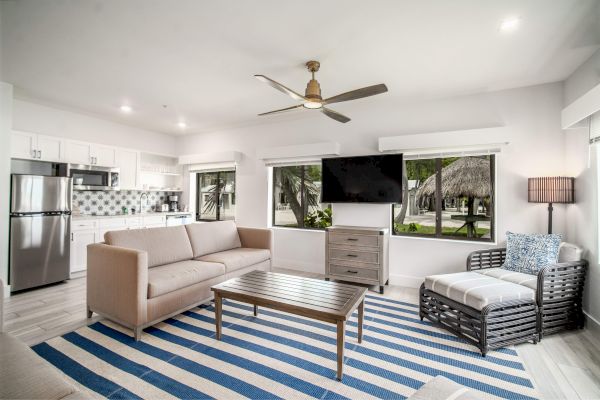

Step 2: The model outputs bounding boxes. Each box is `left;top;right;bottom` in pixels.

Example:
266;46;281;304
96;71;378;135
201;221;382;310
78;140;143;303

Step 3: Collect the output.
211;271;367;322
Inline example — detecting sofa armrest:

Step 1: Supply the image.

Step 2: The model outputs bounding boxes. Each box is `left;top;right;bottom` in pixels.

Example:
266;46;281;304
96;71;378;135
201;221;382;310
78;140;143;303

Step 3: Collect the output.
87;243;149;327
466;248;507;271
537;260;587;300
237;227;273;252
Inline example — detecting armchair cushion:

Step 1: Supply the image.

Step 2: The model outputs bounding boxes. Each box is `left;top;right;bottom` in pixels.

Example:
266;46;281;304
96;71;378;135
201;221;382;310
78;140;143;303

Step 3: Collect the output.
474;268;537;291
502;232;562;275
424;272;535;310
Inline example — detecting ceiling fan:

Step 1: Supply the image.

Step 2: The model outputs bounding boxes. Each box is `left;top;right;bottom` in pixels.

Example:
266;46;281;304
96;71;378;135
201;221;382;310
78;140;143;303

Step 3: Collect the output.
255;60;388;123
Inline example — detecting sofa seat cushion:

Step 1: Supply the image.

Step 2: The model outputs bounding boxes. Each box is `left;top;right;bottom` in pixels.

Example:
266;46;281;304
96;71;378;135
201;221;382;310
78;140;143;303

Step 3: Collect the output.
0;333;77;400
105;225;193;268
424;272;535;310
474;268;538;291
196;248;271;273
147;260;225;298
185;221;241;258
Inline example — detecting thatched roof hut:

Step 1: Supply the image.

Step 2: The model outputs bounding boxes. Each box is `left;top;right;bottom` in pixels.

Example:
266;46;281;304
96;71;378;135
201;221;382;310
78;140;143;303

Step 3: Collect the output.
415;157;491;201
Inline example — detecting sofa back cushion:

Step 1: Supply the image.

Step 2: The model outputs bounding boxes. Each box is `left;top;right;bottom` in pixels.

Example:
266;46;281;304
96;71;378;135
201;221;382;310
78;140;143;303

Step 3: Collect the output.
502;231;562;275
185;221;241;258
104;225;193;268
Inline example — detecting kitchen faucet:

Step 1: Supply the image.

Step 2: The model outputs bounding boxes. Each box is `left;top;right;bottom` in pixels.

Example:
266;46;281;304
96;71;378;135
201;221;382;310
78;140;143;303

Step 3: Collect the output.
139;192;149;213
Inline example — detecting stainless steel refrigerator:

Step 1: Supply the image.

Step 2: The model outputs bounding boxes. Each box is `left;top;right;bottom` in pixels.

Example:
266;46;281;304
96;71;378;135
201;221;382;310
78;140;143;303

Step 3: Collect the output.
9;175;72;292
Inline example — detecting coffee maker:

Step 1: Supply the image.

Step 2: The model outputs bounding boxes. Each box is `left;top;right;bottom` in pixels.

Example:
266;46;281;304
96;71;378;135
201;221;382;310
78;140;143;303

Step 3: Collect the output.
168;195;179;212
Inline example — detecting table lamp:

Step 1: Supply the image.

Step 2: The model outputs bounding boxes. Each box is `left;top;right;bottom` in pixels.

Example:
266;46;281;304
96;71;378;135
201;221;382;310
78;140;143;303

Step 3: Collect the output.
528;177;575;234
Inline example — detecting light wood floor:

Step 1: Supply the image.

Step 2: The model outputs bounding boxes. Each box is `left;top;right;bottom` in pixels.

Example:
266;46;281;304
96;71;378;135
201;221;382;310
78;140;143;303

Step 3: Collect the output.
4;269;600;400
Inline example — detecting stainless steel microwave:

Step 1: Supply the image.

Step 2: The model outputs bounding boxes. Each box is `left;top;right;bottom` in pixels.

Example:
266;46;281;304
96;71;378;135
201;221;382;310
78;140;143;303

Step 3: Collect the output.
68;164;120;191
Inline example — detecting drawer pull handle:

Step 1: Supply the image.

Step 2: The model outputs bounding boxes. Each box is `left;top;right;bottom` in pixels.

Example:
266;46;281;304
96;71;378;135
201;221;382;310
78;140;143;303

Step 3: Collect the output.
346;270;358;274
346;238;358;241
346;254;357;257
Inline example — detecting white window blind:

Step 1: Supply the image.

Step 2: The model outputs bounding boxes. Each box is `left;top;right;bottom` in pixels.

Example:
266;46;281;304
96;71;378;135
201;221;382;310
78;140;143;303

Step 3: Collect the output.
263;157;323;167
188;162;236;173
403;145;503;160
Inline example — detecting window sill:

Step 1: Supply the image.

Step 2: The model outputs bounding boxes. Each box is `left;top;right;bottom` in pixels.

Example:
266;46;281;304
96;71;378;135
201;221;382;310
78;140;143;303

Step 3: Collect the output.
270;226;327;233
390;234;497;246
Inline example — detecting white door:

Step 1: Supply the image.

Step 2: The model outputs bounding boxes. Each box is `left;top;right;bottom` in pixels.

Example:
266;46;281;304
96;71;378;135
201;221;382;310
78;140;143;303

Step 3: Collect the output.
11;131;36;160
36;135;63;162
115;149;139;189
93;145;116;167
66;141;92;165
70;230;97;273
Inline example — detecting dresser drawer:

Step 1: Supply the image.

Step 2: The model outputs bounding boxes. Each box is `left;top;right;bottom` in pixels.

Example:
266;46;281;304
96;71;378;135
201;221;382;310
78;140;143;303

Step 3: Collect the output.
329;264;379;281
329;247;379;264
328;233;379;248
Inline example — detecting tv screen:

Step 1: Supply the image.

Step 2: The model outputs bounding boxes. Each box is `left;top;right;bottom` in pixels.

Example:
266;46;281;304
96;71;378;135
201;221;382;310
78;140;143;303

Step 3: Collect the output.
321;154;403;203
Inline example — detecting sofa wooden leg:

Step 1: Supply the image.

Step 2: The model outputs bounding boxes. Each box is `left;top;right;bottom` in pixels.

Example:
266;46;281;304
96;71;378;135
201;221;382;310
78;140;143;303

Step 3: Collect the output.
134;327;143;341
86;306;93;318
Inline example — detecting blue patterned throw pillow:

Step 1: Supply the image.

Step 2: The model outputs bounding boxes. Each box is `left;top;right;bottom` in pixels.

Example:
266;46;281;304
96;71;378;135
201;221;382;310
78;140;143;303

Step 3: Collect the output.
502;232;562;275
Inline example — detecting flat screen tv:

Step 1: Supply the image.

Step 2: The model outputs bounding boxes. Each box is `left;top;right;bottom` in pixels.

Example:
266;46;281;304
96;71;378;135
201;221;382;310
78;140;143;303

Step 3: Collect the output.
321;154;403;203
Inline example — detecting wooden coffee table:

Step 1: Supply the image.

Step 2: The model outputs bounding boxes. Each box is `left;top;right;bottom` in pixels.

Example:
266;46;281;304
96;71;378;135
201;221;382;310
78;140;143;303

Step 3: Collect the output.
211;270;367;381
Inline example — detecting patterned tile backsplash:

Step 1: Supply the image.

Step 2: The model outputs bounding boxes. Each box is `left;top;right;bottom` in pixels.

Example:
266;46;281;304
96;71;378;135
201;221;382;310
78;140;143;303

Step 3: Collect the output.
72;190;177;216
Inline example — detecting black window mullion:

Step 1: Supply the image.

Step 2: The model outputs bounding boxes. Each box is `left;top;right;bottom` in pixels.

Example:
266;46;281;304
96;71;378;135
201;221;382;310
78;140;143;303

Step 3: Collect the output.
435;158;443;237
300;165;306;228
215;172;221;221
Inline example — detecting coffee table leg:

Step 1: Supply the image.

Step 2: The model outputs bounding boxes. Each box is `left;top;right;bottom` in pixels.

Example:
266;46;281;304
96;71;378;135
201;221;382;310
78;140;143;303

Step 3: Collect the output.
358;299;364;344
253;304;258;316
336;320;345;381
215;293;222;340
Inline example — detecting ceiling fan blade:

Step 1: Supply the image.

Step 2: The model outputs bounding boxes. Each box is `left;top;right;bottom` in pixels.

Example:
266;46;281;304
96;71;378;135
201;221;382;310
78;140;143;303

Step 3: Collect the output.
323;83;388;105
254;75;306;102
321;107;351;123
258;104;304;116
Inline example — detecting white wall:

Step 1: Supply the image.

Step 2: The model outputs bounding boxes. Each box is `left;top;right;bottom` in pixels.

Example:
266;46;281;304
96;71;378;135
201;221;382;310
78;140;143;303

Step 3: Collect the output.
12;99;178;155
0;82;13;290
564;49;600;106
177;83;570;285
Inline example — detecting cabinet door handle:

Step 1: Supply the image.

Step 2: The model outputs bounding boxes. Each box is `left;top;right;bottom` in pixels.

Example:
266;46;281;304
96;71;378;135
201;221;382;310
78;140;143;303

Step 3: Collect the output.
346;238;358;241
71;233;74;241
346;254;357;258
38;150;42;159
346;270;358;274
31;149;36;158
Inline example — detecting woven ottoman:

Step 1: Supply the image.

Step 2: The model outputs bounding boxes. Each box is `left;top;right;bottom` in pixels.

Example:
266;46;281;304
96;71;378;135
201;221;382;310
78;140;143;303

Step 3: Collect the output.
419;272;539;355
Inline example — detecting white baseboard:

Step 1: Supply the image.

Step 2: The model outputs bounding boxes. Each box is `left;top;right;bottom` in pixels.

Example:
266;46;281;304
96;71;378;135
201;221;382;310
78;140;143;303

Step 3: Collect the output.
389;273;424;288
2;283;9;298
584;310;600;334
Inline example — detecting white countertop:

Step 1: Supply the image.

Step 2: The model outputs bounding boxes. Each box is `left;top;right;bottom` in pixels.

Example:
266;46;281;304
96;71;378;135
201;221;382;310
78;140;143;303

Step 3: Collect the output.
72;211;193;220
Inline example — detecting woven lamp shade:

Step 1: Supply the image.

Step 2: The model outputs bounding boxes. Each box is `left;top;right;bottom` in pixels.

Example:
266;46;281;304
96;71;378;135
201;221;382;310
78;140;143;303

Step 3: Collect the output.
528;177;575;204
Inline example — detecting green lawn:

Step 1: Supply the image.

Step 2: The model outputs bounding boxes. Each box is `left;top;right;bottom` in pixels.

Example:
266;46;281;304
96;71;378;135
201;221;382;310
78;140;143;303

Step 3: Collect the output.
394;223;490;238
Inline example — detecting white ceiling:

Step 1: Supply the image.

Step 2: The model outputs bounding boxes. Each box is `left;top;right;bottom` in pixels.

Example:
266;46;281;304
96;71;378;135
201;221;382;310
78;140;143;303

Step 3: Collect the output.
1;0;599;136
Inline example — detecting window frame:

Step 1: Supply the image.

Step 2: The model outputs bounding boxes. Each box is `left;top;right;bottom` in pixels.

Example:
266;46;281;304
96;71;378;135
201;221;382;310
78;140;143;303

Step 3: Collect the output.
195;170;236;222
392;155;496;243
271;164;331;230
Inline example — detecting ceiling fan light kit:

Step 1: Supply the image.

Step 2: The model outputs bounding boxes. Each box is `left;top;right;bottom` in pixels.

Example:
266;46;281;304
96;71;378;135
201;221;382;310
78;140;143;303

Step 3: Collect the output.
255;60;388;123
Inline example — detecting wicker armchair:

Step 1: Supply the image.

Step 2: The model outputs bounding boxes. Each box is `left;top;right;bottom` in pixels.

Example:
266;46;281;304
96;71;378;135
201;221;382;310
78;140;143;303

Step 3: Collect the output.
467;248;587;339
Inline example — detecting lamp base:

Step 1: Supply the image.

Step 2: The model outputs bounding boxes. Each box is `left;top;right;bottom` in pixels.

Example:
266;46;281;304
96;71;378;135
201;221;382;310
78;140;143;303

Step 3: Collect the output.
547;202;553;234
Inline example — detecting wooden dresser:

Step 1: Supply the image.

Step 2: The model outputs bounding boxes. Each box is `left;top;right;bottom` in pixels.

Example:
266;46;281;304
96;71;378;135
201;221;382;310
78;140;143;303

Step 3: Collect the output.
325;225;389;294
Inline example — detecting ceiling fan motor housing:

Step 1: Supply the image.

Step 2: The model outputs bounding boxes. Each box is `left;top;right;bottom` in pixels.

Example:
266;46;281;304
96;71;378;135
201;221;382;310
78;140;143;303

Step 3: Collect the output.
305;79;322;100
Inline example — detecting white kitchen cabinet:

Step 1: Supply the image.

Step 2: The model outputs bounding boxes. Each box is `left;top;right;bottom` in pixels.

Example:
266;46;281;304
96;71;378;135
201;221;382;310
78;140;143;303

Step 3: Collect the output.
11;131;64;161
11;131;36;160
115;149;139;190
94;145;116;167
36;135;64;162
65;140;92;165
70;229;97;273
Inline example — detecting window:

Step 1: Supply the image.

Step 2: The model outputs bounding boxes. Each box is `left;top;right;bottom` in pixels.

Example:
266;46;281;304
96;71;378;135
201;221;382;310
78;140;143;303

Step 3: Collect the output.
196;170;235;221
392;155;495;241
272;164;332;229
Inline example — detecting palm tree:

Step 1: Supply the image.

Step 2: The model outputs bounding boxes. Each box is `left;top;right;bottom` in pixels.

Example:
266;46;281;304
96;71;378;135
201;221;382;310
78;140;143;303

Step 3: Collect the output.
275;166;320;226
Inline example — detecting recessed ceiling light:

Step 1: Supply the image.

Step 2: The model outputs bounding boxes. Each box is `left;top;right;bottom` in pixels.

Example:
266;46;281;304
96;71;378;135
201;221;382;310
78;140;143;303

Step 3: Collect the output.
499;17;520;33
177;121;187;129
119;105;132;113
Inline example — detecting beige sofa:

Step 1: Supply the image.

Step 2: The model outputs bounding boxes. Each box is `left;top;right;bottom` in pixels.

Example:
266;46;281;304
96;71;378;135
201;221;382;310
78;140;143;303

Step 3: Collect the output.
87;220;272;340
0;280;83;399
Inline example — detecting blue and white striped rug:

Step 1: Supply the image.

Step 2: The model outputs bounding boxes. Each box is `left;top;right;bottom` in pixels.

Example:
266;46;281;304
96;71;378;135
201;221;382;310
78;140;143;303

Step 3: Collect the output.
32;294;538;399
